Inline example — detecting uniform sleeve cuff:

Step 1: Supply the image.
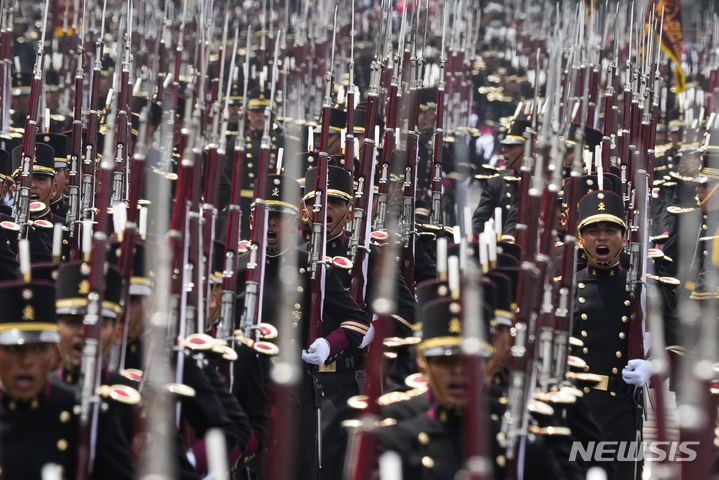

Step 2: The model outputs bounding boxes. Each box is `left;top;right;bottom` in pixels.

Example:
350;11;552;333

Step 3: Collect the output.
325;328;349;357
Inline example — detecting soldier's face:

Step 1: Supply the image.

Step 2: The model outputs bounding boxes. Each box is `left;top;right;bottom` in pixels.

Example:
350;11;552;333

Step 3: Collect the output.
423;355;467;410
247;109;266;131
266;211;297;255
0;343;56;400
57;315;116;368
579;221;626;267
501;144;523;170
325;197;354;237
53;168;67;199
29;174;59;207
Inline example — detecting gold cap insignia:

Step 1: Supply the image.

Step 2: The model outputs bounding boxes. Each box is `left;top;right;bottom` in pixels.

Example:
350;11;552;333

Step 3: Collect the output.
22;305;34;321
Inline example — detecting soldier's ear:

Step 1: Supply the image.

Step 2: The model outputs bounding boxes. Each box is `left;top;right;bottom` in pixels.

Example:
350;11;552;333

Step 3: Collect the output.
416;347;427;375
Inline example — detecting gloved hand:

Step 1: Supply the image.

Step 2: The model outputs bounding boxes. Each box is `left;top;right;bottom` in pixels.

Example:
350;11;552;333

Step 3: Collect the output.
302;337;330;365
621;359;651;387
359;321;376;349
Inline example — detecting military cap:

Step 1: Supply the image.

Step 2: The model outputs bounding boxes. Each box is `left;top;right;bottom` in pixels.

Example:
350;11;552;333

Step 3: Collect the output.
12;142;56;177
497;241;521;262
131;96;164;132
351;108;368;134
36;133;69;169
564;123;603;152
418;87;438;112
247;88;275;111
0;280;59;345
30;263;59;283
0;149;13;183
484;270;514;326
107;241;152;296
416;279;450;305
323;107;347;133
500;117;531;145
11;72;31;95
211;240;226;285
261;174;301;214
699;130;719;180
418;297;464;357
576;190;626;233
668;119;683;134
55;262;124;319
562;173;622;210
45;70;60;92
303;165;353;203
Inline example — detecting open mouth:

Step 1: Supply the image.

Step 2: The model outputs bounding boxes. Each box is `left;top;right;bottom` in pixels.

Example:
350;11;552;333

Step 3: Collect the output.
266;231;277;244
596;245;610;256
12;375;36;393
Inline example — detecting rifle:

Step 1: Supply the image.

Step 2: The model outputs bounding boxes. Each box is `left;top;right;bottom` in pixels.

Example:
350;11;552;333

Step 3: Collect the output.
429;3;448;229
306;8;337;348
344;0;355;175
400;130;418;293
348;58;380;307
238;31;283;341
111;3;132;206
75;103;116;480
11;0;50;237
217;26;249;352
0;2;13;135
66;0;87;258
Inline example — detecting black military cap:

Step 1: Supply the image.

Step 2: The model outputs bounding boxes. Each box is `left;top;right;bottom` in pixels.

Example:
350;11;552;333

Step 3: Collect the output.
30;263;59;283
211;240;226;285
484;270;514;326
131;96;164;132
303;165;353;203
55;262;124;319
324;107;347;133
418;297;463;357
0;280;59;345
668;119;683;134
0;149;13;183
45;70;60;92
12;142;56;177
418;87;438;112
500;117;531;145
11;72;31;95
262;174;301;214
699;131;719;180
576;190;627;233
497;241;521;263
416;279;450;305
36;133;69;169
247;88;274;111
107;241;152;296
565;123;603;152
352;108;367;134
562;173;622;208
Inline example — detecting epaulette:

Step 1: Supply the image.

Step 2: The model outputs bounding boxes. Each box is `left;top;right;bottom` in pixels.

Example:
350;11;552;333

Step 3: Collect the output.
654;143;672;157
474;173;500;181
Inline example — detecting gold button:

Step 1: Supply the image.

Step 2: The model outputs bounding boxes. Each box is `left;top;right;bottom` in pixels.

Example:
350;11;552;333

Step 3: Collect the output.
618;332;625;339
421;456;435;468
582;347;588;354
247;163;254;168
610;391;616;397
299;268;306;274
616;351;622;358
418;432;430;445
623;300;630;307
57;439;68;451
294;303;301;310
506;204;511;209
246;153;253;158
583;387;590;394
581;330;587;337
702;224;708;230
578;282;585;289
496;455;506;468
621;315;628;323
297;286;304;293
578;297;585;304
612;367;618;374
506;192;512;198
581;313;588;320
249;173;255;178
704;250;709;256
59;411;71;423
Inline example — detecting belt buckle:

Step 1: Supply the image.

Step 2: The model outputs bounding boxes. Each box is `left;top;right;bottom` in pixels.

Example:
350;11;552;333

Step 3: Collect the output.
318;361;336;373
592;374;609;391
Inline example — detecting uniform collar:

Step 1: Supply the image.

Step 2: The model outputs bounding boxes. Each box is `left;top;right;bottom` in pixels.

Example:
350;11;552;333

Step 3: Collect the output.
586;262;622;278
0;382;48;410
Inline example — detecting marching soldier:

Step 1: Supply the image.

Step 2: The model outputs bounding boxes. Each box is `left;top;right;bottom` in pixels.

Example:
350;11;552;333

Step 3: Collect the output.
234;173;371;479
471;116;529;239
573;190;650;480
0;278;136;479
37;132;70;219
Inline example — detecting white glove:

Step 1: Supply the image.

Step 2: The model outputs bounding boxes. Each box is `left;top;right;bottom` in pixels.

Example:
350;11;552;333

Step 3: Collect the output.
302;338;330;365
359;324;375;349
621;359;651;387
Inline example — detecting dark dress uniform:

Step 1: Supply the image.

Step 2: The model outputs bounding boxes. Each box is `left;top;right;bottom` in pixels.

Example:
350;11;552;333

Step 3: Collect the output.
233;174;370;480
0;279;135;480
471;168;520;238
572;191;644;480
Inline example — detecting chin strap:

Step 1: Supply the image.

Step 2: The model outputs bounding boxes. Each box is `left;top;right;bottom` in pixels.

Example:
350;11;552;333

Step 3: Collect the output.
416;350;463;414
